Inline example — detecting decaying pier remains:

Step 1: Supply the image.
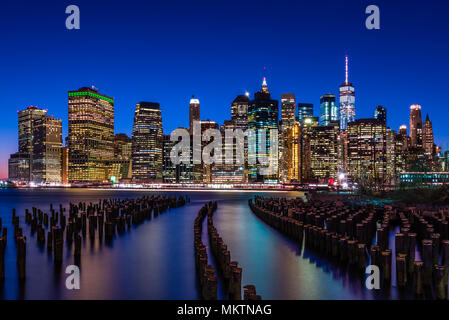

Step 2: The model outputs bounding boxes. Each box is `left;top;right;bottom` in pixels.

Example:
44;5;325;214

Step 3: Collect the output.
5;195;188;280
207;204;260;300
194;202;218;300
249;196;449;299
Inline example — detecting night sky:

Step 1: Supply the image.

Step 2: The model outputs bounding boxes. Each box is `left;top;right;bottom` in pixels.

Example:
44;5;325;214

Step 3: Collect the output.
1;0;448;178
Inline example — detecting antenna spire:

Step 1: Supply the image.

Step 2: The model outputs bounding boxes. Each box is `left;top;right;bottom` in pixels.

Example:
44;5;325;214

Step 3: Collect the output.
345;55;349;84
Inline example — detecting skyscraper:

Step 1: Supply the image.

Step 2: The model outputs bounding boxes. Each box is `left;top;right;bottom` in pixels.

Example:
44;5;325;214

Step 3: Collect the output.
18;106;48;158
398;125;410;151
282;124;300;183
374;105;387;124
281;94;296;129
213;94;250;184
68;87;114;183
8;106;62;184
347;119;388;184
339;55;355;131
320;94;338;126
299;116;319;182
131;102;163;182
189;96;200;134
297;103;313;123
409;104;423;148
162;134;177;183
231;94;249;130
9;106;48;182
423;114;434;157
110;133;132;181
308;122;340;182
31;115;62;183
248;77;279;182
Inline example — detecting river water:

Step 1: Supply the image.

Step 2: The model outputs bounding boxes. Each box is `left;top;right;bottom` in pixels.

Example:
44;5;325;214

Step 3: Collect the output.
0;188;402;299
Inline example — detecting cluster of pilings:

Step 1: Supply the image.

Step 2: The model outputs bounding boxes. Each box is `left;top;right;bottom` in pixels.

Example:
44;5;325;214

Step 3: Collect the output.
194;202;218;300
243;285;260;300
11;208;27;280
207;205;260;300
0;220;6;280
392;208;449;298
249;196;449;299
10;195;188;280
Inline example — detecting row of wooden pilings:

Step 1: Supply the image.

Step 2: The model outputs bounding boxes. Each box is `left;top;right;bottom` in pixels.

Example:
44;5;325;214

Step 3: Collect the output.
0;209;27;280
194;202;219;300
4;195;188;280
249;196;449;299
207;205;261;300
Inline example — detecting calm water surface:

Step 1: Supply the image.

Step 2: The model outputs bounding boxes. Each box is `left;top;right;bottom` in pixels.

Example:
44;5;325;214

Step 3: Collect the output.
0;188;402;299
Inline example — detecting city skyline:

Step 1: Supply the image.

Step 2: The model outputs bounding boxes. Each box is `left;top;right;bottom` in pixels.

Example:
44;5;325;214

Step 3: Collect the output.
1;0;449;178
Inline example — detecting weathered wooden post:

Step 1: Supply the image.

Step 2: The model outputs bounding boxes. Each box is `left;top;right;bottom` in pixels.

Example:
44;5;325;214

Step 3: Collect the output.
17;236;26;280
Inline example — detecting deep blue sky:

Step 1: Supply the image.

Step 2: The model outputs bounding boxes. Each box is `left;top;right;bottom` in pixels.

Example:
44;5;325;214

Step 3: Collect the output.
1;0;448;177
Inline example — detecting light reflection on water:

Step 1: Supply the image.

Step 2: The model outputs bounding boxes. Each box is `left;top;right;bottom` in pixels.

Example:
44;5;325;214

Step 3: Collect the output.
0;188;403;299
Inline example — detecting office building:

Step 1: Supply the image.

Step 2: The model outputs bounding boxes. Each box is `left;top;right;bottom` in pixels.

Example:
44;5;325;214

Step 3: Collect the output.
68;87;114;183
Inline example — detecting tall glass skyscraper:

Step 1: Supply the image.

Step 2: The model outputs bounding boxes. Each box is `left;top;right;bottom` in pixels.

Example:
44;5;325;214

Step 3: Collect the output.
189;96;200;134
131;102;163;182
248;78;279;182
339;55;355;131
297;103;313;123
374;105;387;124
320;94;338;126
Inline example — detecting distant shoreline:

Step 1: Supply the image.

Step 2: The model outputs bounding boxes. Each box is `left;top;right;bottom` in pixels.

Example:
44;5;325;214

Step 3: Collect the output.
2;185;303;192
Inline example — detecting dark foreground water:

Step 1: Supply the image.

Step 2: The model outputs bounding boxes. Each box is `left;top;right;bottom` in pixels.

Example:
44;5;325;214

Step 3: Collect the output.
0;188;402;300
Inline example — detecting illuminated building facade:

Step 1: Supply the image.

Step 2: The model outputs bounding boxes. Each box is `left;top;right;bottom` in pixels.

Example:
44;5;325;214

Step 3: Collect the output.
198;120;219;183
8;153;30;183
320;94;338;126
409;104;423;148
281;94;296;129
347;119;388;184
309;122;340;182
211;94;250;183
131;102;163;182
9;106;48;182
32;115;63;183
9;106;62;184
299;117;319;182
339;55;355;131
423;114;434;157
386;129;405;185
189;96;200;134
109;133;132;181
68;87;114;183
231;94;249;130
282;123;300;183
248;78;279;182
162;134;178;183
162;129;195;183
297;103;313;123
279;94;296;182
374;105;387;124
398;125;410;151
61;147;68;184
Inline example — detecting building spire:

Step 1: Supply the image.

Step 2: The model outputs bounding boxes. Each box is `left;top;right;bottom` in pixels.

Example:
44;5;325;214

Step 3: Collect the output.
262;77;269;93
345;54;349;84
